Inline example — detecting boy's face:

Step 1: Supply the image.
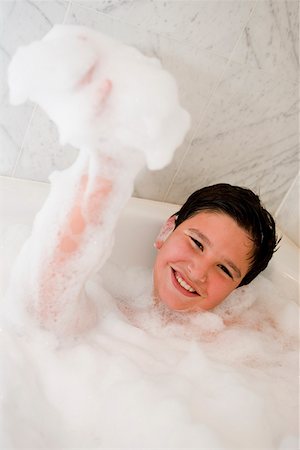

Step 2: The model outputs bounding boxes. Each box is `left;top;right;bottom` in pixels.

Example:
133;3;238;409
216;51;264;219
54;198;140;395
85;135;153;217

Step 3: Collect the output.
153;211;253;312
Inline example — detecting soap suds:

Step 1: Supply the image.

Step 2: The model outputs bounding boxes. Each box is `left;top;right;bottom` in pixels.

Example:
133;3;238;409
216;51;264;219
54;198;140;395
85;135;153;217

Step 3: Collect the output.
4;24;189;335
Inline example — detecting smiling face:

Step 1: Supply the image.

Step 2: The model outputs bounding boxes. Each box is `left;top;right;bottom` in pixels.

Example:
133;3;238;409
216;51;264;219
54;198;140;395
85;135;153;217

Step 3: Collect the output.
153;211;254;312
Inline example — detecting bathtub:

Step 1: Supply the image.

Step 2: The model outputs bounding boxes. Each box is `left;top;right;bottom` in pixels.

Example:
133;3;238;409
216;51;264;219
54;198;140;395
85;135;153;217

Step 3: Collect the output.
0;175;299;303
1;175;299;450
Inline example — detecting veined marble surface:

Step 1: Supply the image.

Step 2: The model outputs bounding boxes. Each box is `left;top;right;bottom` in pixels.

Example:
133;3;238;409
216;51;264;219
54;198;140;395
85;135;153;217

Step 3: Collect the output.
73;0;256;58
1;0;299;245
165;58;299;210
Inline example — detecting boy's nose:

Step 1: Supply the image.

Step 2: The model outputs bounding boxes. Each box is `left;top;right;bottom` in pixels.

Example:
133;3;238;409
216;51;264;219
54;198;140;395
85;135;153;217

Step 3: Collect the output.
187;260;208;283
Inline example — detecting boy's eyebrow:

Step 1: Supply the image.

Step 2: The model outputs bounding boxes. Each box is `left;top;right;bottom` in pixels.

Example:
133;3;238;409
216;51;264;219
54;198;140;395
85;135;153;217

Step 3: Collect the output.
188;228;211;247
187;228;242;279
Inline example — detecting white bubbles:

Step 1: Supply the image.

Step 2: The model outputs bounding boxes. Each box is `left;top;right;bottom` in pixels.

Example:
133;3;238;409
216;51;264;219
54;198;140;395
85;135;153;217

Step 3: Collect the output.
8;24;190;169
0;261;299;448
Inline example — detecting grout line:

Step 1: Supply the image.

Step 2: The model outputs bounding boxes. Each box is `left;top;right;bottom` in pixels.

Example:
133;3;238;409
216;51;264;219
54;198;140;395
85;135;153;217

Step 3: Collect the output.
274;171;299;218
62;0;72;24
10;105;37;177
162;0;259;202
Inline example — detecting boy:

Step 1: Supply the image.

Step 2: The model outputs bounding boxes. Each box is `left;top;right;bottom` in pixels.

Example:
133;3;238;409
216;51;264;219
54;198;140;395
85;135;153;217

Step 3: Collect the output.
19;177;278;334
153;184;278;312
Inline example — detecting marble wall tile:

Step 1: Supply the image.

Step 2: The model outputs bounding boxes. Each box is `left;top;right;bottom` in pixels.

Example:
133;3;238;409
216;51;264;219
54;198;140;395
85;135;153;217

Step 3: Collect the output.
72;0;133;19
0;0;68;176
1;0;68;54
65;2;228;198
74;0;255;59
231;0;299;71
14;106;78;182
0;98;33;176
275;173;299;247
165;0;299;223
165;59;299;213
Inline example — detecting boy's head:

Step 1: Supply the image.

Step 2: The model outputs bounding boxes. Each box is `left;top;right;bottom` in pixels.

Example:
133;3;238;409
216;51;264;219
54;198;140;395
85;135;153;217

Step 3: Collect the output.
153;184;279;312
174;183;279;286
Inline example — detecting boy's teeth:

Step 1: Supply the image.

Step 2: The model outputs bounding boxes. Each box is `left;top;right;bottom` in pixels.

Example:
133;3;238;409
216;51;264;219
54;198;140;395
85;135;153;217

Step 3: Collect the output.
175;273;195;292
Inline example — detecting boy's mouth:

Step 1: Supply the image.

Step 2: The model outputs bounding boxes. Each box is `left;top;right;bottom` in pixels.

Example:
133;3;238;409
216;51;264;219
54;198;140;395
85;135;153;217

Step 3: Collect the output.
171;268;206;298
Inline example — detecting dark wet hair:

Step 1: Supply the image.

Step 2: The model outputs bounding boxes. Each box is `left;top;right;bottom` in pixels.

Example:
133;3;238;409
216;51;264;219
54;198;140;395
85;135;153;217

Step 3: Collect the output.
173;183;280;286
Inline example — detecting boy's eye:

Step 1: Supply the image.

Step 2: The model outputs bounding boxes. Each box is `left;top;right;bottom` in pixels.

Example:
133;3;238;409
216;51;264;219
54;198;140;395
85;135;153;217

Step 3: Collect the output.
218;264;233;279
190;236;204;250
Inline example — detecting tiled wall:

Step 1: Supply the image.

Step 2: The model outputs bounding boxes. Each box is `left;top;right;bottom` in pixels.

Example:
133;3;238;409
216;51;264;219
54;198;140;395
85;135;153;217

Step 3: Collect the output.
1;0;299;245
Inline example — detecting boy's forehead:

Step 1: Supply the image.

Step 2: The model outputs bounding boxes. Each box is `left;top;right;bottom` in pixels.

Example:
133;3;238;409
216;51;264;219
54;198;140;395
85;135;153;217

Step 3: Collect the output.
182;209;226;224
178;211;223;233
178;211;253;247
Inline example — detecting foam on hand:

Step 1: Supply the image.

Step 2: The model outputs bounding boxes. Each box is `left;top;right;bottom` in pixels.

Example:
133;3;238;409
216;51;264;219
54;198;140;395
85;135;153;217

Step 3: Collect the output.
8;25;190;170
4;25;190;335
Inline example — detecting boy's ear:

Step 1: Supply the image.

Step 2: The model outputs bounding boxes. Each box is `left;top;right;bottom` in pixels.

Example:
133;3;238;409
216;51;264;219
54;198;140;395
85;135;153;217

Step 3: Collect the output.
154;215;177;249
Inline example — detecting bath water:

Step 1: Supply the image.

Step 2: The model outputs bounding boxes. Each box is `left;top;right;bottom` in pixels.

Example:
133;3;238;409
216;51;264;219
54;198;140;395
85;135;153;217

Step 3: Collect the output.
1;25;298;449
0;250;298;448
